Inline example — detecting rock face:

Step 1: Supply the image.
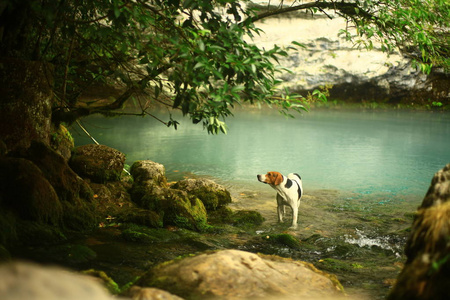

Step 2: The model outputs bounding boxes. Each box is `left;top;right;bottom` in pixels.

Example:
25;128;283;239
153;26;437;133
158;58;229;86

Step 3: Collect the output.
252;10;449;105
70;144;126;183
136;249;344;300
388;164;450;300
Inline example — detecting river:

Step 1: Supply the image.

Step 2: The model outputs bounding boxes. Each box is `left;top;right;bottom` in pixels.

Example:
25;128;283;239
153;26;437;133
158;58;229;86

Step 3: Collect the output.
72;107;450;203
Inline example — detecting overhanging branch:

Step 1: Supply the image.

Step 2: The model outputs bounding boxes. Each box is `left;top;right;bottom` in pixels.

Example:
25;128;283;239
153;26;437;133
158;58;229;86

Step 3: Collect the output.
245;1;374;24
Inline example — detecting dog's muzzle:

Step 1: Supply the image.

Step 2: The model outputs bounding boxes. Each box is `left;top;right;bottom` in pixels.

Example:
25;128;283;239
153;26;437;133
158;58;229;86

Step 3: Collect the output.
257;174;267;183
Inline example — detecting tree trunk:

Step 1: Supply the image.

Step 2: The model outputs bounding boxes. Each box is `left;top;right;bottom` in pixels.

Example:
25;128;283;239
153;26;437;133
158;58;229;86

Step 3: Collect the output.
0;58;54;152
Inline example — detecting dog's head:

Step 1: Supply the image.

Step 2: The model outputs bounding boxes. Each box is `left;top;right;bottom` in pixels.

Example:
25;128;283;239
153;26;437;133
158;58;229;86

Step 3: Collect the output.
257;171;283;186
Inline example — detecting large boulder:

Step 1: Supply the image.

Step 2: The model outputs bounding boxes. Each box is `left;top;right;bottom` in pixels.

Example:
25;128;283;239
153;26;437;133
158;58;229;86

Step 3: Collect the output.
20;142;97;230
136;249;344;299
70;144;125;183
0;157;62;225
388;164;450;300
0;262;117;300
172;178;232;211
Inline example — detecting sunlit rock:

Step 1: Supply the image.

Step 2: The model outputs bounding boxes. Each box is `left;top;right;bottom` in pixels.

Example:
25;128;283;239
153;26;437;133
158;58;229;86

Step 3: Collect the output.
136;249;344;299
388;164;450;300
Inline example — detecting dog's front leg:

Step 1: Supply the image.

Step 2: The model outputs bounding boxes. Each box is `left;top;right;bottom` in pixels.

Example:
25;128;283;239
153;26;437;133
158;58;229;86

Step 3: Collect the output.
276;194;285;223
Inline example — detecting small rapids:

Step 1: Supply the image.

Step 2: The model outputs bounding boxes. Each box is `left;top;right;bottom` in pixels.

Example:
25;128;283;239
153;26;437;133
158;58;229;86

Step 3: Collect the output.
344;228;405;258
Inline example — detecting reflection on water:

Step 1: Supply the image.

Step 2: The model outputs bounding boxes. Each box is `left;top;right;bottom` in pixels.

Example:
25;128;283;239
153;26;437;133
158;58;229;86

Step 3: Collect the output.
72;108;450;201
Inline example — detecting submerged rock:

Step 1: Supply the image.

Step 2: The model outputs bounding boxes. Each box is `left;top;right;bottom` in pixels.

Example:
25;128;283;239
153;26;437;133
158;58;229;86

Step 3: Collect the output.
388;164;450;300
70;144;125;183
136;249;344;299
172;178;231;211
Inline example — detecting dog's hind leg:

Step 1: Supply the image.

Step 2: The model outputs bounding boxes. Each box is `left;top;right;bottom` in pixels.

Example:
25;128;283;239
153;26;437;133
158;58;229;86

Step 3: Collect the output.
290;205;298;229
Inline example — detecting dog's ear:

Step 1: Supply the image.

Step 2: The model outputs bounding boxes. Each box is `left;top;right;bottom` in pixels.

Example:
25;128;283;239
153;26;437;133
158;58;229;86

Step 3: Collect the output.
272;172;283;186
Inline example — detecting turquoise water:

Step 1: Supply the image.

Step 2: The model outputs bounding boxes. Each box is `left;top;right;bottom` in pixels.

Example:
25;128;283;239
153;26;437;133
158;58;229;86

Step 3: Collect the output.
71;108;450;202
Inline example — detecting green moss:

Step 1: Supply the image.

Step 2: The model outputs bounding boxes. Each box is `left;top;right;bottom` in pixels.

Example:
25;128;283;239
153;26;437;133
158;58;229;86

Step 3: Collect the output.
15;220;67;246
121;229;159;244
191;187;231;211
264;233;301;249
118;208;163;228
120;224;180;242
232;210;265;227
162;190;208;232
319;258;353;272
208;206;234;224
65;244;97;263
82;269;121;294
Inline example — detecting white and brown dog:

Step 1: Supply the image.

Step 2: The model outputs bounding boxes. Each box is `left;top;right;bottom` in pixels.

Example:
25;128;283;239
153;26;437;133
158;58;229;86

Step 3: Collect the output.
257;171;303;228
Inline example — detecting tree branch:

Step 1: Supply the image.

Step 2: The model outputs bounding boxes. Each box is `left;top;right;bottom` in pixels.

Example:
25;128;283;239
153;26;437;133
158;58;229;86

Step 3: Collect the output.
245;1;373;24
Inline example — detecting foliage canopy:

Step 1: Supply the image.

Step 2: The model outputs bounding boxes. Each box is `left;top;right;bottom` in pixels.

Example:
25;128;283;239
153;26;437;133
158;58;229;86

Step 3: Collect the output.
1;0;448;133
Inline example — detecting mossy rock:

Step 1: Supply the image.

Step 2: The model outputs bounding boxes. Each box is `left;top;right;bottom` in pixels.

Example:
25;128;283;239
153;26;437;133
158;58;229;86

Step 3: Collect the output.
0;156;63;225
130;160;167;187
121;229;160;244
264;234;301;249
120;224;180;243
70;144;125;183
50;124;74;161
82;269;121;294
129;184;166;210
208;206;234;224
171;178;232;211
15;220;67;246
117;207;163;228
232;210;265;227
23;141;94;203
161;189;208;232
